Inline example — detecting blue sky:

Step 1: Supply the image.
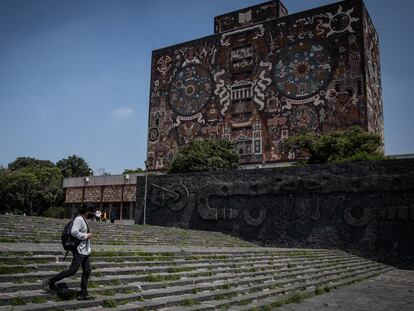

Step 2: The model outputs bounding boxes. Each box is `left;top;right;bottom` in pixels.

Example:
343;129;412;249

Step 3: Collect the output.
0;0;413;174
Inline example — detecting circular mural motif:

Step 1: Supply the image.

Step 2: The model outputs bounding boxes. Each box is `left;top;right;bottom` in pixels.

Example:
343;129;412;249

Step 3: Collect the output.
331;13;351;32
169;65;213;116
149;128;159;142
274;40;334;99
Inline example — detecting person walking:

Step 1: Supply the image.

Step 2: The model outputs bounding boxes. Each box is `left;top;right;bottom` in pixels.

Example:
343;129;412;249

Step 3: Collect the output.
95;209;101;223
102;211;107;223
42;204;95;300
110;210;116;224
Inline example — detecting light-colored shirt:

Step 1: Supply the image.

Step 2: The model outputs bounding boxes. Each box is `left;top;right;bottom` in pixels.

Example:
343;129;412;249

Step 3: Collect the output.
71;216;91;256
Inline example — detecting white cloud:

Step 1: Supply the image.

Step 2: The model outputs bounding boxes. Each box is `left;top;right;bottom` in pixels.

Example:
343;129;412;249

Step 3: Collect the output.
109;107;134;118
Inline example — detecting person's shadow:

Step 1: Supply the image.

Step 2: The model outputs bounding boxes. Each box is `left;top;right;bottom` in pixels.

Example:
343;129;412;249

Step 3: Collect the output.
50;283;78;300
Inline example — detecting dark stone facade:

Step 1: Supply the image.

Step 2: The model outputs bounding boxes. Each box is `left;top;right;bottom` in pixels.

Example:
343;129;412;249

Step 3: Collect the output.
147;0;383;171
136;159;414;269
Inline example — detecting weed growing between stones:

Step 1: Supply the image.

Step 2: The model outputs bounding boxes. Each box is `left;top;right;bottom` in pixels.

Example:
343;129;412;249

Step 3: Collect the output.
167;266;194;273
109;279;122;286
182;299;200;306
0;265;31;274
0;237;17;243
102;299;118;308
237;299;251;305
32;296;47;304
265;291;313;309
315;286;330;295
99;289;115;296
143;274;180;282
11;296;26;306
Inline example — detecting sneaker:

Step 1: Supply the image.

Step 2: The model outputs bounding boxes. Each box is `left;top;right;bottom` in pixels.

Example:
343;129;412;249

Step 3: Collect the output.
42;279;56;292
77;291;95;301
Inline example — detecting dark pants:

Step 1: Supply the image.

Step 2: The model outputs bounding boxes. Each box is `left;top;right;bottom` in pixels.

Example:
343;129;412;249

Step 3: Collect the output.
49;252;91;293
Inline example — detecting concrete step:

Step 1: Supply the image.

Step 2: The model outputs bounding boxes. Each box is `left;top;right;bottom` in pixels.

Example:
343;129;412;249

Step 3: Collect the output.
0;253;361;283
1;261;389;310
0;256;369;296
0;252;353;275
0;215;394;310
0;255;367;295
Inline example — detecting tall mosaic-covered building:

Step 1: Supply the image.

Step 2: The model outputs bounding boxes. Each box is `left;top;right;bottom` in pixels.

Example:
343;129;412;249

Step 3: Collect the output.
147;0;383;170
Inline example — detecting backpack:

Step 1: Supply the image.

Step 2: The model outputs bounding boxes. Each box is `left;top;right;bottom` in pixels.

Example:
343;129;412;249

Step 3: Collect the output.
61;219;81;251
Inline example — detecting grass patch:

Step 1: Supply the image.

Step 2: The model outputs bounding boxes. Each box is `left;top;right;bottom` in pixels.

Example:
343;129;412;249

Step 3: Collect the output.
0;237;17;243
315;286;330;295
109;279;122;286
221;282;233;290
99;289;115;296
182;299;200;306
214;292;237;300
143;274;180;282
11;296;26;305
269;283;282;290
94;271;103;277
237;299;251;305
32;296;47;304
167;266;194;273
268;291;312;308
0;265;31;274
102;299;118;308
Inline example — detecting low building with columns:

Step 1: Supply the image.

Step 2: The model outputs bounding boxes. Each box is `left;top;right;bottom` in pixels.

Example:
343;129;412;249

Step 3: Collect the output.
63;174;141;222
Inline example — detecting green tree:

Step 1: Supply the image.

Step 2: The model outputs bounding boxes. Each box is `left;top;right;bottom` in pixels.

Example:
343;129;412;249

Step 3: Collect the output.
8;157;54;171
168;138;240;173
123;168;144;174
282;126;387;164
0;160;64;215
56;155;93;178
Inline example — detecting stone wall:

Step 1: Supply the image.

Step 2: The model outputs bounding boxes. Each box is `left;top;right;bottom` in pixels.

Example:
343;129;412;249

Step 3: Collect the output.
136;159;414;269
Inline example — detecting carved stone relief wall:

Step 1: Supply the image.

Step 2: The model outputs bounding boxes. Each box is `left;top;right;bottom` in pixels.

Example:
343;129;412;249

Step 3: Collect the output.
136;159;414;269
147;0;383;171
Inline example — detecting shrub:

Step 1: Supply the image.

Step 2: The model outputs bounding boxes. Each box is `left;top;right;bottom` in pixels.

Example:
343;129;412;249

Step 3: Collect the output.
282;126;387;164
167;139;239;173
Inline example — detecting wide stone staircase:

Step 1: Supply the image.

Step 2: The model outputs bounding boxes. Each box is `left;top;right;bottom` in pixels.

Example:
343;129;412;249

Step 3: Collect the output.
0;215;393;310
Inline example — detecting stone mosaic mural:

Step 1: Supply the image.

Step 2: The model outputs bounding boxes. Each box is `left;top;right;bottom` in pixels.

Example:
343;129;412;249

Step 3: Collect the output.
136;159;414;269
147;0;383;170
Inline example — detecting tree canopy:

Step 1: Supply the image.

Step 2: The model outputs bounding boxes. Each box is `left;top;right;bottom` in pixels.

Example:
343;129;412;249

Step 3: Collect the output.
167;138;240;173
123;168;144;174
282;126;386;164
0;160;63;215
1;154;92;215
56;155;93;178
8;157;54;171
